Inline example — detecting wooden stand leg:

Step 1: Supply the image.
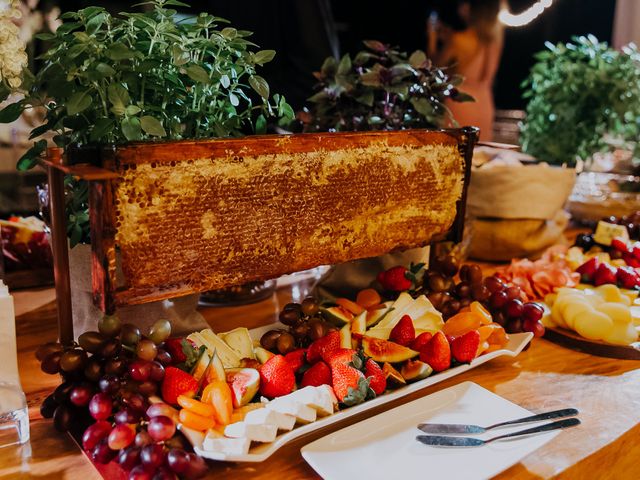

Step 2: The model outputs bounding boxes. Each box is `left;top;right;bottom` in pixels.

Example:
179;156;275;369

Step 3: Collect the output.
47;164;74;345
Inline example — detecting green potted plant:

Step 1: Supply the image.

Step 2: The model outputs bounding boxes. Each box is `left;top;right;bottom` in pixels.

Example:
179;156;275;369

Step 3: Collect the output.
302;40;471;133
0;0;293;334
521;35;640;222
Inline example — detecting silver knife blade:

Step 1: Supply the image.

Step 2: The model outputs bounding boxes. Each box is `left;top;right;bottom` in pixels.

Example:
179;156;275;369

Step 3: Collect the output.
416;435;484;447
418;423;484;434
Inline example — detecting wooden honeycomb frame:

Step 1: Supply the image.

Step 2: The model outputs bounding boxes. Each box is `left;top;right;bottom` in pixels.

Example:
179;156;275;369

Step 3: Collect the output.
43;128;477;345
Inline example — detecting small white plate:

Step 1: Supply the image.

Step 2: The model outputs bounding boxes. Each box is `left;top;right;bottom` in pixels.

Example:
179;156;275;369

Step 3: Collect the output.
187;331;532;462
302;382;561;480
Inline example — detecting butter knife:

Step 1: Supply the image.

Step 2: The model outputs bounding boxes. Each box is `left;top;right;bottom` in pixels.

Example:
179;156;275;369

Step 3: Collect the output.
416;418;580;447
417;408;579;434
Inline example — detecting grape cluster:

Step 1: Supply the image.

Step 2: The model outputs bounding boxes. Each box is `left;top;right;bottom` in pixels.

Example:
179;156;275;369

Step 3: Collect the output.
36;316;207;480
483;276;546;337
260;297;335;353
420;256;490;319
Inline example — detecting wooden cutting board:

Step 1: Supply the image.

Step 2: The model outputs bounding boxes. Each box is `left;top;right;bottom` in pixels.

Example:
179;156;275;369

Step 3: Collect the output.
544;326;640;360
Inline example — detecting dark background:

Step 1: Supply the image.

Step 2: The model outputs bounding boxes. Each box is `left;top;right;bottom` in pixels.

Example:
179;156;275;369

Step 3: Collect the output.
54;0;618;110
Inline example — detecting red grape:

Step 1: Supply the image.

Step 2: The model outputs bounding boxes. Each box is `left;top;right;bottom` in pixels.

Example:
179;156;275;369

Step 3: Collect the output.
129;360;152;382
70;385;93;407
492;311;507;327
467;264;483;285
506;319;523;333
483;276;505;293
105;357;127;375
100;339;122;358
135;430;153;448
167;448;190;474
522;302;544;322
505;286;522;301
129;465;154;480
123;393;147;412
89;392;113;420
108;424;136;450
153;467;177;480
149;361;165;382
147;403;179;422
92;438;117;464
523;318;546;337
115;408;141;425
139;381;158;396
183;452;208;479
490;290;509;309
41;351;62;374
148;416;176;442
84;358;103;382
155;350;172;366
454;281;471;298
471;284;490;302
82;421;112;451
117;446;141;471
504;299;524;319
141;444;165;469
99;374;121;394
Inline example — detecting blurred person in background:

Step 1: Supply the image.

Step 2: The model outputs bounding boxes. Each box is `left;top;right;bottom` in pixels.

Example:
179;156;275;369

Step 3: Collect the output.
428;0;504;140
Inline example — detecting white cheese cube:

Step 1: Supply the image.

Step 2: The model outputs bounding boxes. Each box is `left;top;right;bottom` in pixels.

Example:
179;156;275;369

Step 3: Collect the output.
244;407;296;431
224;421;278;443
288;386;335;416
266;397;317;424
202;435;251;456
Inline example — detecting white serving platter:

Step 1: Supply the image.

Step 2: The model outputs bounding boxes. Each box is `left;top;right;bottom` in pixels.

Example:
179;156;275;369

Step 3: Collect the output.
302;381;562;480
182;327;533;462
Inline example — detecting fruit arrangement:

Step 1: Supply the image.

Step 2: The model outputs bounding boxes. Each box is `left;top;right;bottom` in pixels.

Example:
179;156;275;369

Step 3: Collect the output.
544;284;640;345
0;216;52;271
36;316;209;479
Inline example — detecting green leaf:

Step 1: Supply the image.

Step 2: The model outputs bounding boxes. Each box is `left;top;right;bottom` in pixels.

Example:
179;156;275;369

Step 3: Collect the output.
0;102;23;123
171;45;190;66
252;49;276;65
95;63;115;76
67;43;88;59
90;117;114;142
255;114;267;134
16;140;47;171
67;91;92;115
108;84;130;116
220;27;237;39
249;75;269;99
140;116;166;137
220;74;230;89
86;12;107;34
164;0;190;7
337;54;352;75
121;116;142;141
408;50;427;68
126;105;141;116
228;92;240;107
106;42;135;61
35;32;56;41
185;64;210;84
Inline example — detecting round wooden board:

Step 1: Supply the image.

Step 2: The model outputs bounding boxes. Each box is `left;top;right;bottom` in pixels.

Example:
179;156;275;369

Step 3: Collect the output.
544;327;640;360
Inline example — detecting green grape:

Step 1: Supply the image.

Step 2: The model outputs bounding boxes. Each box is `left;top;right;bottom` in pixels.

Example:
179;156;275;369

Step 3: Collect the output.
78;331;106;353
136;339;158;362
121;323;142;346
98;314;122;338
148;319;171;345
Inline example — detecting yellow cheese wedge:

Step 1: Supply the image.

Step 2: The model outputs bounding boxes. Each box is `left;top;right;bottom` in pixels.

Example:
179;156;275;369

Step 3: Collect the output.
188;329;241;368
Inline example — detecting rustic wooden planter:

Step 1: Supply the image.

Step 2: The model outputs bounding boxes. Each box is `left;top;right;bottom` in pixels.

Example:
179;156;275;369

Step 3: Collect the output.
43;127;477;345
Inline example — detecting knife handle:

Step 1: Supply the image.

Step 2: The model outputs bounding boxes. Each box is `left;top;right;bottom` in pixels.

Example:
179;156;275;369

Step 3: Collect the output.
488;418;581;443
488;408;579;430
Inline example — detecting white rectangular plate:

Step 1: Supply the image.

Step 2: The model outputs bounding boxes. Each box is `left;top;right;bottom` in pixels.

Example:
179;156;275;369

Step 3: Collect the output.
185;328;533;462
302;381;560;480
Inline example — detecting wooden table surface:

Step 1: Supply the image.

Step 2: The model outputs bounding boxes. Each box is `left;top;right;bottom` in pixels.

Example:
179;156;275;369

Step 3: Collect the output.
2;279;640;480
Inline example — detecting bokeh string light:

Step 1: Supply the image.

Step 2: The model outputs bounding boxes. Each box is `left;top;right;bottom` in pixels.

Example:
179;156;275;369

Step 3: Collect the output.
499;0;555;27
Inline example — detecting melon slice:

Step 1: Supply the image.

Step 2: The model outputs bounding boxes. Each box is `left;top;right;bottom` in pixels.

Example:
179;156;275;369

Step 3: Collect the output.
366;302;394;328
351;311;367;336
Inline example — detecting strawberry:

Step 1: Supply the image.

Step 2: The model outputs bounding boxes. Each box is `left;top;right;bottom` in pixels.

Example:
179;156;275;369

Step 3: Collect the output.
623;252;640;268
300;361;331;388
575;257;599;283
331;362;369;405
593;262;617;286
324;348;357;368
284;348;307;373
611;237;629;253
377;266;412;292
307;331;340;364
451;330;480;363
161;367;199;406
410;332;433;351
616;266;639;289
364;359;386;395
419;331;451;372
164;338;196;365
389;315;415;346
630;242;640;261
259;355;295;398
